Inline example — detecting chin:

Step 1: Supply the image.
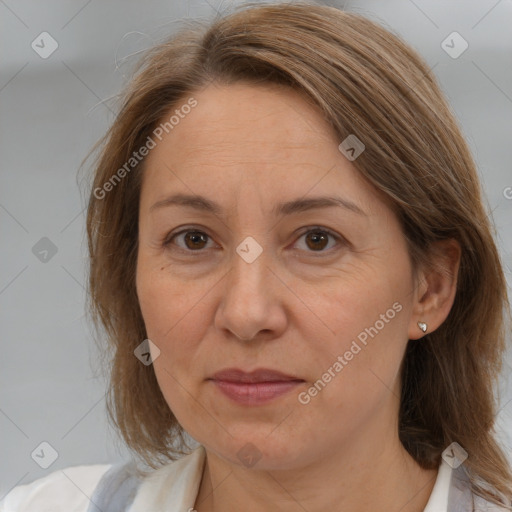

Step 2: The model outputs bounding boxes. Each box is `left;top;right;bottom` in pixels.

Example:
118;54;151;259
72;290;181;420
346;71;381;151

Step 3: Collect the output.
200;430;312;471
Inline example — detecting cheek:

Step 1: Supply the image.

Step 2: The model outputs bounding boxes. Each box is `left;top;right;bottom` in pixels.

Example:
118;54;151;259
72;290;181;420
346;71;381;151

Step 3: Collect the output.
136;267;205;416
299;308;408;433
137;257;205;343
317;266;407;347
136;260;217;401
302;266;410;405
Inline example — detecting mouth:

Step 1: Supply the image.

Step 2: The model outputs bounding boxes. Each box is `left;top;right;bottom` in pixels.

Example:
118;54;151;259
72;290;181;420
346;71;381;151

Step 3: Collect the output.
208;368;305;405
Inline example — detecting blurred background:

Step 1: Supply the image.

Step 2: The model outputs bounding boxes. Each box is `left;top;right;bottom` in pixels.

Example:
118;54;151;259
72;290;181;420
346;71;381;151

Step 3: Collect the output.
1;0;511;496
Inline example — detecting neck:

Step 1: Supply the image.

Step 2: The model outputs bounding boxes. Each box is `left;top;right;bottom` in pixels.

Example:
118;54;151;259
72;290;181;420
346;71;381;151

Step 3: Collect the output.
194;426;438;512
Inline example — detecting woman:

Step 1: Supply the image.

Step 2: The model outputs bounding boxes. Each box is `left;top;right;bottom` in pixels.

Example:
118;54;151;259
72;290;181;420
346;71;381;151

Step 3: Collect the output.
2;2;511;511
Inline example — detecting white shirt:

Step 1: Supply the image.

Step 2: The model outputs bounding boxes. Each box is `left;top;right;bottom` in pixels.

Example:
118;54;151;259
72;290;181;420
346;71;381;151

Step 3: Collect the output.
0;445;507;511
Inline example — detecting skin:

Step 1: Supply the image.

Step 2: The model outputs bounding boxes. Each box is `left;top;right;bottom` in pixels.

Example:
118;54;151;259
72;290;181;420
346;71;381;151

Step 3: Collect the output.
136;81;461;512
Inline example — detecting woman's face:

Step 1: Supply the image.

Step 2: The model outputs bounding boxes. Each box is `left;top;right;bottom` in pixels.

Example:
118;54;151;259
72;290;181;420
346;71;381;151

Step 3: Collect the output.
136;82;422;470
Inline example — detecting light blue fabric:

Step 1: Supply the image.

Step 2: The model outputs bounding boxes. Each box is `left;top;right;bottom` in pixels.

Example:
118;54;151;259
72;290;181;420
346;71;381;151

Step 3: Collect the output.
448;464;474;511
86;461;142;512
447;463;512;511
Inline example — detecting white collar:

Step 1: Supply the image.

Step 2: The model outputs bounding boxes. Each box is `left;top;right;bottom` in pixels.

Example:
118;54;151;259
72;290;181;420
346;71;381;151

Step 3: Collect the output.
423;458;453;512
129;445;206;512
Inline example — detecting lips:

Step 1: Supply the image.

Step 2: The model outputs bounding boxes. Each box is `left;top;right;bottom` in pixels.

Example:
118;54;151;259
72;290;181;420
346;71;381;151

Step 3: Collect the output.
208;368;304;405
210;368;303;383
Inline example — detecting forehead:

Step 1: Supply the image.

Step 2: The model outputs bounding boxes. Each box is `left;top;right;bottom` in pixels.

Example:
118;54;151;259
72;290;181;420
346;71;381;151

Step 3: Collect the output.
158;82;337;160
140;82;379;215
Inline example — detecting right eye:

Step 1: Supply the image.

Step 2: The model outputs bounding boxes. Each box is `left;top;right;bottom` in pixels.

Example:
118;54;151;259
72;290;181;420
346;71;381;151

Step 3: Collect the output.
163;228;216;254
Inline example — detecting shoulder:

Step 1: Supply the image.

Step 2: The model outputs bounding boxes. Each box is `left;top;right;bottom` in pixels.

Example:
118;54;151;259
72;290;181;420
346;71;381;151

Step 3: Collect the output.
0;463;113;512
1;447;206;512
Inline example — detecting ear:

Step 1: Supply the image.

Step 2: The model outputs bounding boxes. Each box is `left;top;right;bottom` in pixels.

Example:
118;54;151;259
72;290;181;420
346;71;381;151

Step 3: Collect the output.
408;238;461;340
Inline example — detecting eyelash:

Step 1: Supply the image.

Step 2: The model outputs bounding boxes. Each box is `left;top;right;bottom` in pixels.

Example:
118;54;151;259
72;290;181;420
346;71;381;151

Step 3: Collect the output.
162;226;345;256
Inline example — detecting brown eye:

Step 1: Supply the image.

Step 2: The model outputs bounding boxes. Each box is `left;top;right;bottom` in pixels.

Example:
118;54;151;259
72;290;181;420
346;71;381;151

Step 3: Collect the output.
183;231;209;250
294;227;342;253
165;230;213;252
305;231;329;251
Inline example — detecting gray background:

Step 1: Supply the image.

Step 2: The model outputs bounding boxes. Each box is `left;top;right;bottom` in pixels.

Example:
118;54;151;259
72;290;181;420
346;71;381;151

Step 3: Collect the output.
1;0;511;497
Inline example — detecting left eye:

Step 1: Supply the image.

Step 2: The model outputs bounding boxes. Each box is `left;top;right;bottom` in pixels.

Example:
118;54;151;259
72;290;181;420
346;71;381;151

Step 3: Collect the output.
294;228;341;252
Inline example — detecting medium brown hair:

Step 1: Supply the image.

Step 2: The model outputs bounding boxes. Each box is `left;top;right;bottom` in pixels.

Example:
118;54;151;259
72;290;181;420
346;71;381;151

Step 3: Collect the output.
84;1;512;505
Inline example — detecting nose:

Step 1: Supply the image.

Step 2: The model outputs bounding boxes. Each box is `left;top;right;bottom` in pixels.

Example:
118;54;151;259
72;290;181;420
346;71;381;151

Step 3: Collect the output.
214;242;287;343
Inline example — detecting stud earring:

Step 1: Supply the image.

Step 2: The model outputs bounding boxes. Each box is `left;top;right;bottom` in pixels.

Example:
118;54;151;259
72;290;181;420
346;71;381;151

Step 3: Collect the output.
417;321;428;333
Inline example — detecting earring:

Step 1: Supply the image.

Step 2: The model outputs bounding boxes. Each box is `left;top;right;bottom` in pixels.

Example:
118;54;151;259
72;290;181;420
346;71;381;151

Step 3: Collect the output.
417;321;428;333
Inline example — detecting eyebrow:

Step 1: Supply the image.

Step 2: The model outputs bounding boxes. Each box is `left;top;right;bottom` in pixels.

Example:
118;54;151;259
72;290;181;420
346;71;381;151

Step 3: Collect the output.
149;193;368;217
